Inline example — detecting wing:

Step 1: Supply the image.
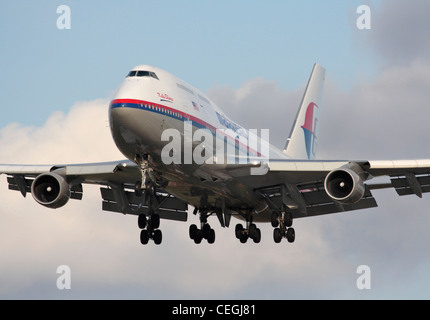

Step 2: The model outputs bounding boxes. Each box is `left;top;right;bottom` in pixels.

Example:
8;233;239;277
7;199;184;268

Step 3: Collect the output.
0;160;188;222
2;158;429;223
209;158;430;219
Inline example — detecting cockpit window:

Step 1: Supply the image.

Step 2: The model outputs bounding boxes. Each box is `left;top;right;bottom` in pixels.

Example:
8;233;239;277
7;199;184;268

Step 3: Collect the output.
136;70;150;77
127;70;159;80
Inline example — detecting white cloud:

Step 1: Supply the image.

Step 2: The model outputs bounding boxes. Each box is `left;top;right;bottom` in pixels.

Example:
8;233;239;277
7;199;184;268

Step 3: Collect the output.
368;0;430;68
0;99;122;164
319;59;430;160
208;77;304;150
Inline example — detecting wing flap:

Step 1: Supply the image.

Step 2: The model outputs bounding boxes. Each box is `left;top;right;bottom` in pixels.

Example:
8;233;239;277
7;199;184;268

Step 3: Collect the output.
100;186;188;221
258;181;377;219
305;197;377;217
301;186;377;217
390;174;430;197
102;201;187;222
7;175;84;200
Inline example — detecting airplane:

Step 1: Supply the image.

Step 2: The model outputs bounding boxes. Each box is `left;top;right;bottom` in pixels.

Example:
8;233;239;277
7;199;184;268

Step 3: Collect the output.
2;63;430;246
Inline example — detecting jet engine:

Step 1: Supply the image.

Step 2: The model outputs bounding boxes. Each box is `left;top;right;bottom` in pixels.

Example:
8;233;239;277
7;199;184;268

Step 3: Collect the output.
31;172;71;209
324;166;365;205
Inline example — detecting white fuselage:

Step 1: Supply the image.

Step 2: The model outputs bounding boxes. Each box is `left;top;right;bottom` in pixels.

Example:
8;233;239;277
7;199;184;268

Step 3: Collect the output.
109;65;288;218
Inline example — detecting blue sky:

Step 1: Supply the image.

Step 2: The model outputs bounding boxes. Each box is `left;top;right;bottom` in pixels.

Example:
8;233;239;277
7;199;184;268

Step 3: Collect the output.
0;0;376;127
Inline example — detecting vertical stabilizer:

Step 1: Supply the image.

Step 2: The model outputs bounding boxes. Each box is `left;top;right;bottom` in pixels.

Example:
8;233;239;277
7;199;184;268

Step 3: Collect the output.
283;63;325;160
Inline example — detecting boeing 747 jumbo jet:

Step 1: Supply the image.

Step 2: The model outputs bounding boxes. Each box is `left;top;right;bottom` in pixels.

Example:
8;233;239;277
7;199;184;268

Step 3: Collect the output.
2;64;430;245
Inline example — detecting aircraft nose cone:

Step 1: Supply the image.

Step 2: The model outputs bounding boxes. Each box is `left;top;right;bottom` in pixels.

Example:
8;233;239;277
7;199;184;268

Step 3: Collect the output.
109;99;140;132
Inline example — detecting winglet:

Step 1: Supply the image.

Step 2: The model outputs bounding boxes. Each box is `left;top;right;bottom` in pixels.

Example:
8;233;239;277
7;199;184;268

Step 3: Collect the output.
283;63;325;160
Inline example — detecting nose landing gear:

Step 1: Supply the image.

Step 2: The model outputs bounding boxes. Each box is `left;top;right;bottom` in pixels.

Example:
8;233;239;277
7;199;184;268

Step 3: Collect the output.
138;212;162;245
135;154;163;245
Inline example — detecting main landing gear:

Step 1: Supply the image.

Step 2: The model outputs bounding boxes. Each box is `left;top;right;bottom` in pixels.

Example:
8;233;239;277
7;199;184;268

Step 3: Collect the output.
189;209;216;244
235;213;261;244
271;211;295;243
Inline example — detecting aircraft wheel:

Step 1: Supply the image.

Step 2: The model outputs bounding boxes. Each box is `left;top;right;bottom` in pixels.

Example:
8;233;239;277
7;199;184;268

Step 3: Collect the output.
271;213;279;227
140;229;149;245
235;224;244;239
189;224;198;240
153;229;162;245
149;214;160;229
253;228;261;243
286;227;295;243
273;228;282;243
248;223;257;239
138;214;147;229
202;223;212;239
239;234;248;243
194;234;203;244
284;212;293;228
207;228;216;244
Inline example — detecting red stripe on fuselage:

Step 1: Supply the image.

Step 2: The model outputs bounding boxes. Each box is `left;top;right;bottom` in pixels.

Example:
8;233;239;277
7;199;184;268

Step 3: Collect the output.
110;98;263;157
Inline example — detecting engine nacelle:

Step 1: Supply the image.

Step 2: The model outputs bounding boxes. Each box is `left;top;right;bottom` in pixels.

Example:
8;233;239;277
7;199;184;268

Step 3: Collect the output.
324;167;365;205
31;172;71;209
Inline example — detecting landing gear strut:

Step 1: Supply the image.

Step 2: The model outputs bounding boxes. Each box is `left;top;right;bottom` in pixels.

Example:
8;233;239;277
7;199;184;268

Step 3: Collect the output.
134;154;163;245
235;213;261;243
189;209;216;244
271;211;295;243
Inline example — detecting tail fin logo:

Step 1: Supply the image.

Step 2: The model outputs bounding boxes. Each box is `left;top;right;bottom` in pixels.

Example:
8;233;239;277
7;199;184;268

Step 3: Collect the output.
301;102;319;159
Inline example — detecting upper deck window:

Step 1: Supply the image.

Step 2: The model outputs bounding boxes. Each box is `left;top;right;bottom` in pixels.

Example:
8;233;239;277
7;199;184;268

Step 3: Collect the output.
127;70;159;80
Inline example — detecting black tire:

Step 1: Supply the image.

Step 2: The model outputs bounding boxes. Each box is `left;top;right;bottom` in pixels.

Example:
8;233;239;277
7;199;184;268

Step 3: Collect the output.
235;224;244;239
153;229;162;245
202;223;211;239
271;213;279;228
286;227;295;243
253;228;261;243
150;214;160;229
138;214;147;229
284;212;293;228
239;234;248;243
208;229;215;244
140;229;149;245
189;224;198;240
249;223;257;239
273;228;282;243
194;234;203;244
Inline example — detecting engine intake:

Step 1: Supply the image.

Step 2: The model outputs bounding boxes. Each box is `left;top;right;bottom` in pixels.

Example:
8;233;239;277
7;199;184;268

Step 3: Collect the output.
31;172;71;209
324;167;365;205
